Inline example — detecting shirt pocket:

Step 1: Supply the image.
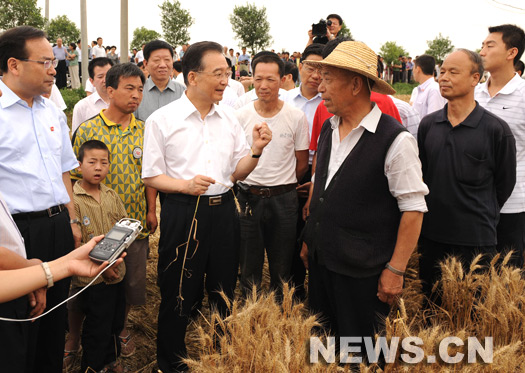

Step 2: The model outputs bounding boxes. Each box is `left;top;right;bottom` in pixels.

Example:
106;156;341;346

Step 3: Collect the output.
456;152;491;186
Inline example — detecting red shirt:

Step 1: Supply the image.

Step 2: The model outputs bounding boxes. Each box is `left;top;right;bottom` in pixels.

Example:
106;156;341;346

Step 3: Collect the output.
309;92;402;151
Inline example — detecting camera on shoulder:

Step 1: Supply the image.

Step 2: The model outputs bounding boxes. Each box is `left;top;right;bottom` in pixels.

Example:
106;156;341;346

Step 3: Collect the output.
311;19;332;37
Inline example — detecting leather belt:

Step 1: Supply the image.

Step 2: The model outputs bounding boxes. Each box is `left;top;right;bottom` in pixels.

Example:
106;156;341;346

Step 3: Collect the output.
12;204;66;220
166;192;233;206
242;183;297;198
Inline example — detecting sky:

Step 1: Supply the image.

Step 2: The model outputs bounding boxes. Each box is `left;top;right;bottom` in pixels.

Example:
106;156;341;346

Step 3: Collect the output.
37;0;525;61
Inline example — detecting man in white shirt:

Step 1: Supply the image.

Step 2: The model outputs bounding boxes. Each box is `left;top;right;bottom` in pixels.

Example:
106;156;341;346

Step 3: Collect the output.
92;37;106;58
134;43;145;64
301;41;428;355
142;41;272;373
235;52;309;296
476;24;525;267
71;57;114;134
412;54;447;118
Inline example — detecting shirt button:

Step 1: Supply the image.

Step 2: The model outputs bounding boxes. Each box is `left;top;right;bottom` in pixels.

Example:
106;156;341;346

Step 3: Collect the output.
319;197;324;203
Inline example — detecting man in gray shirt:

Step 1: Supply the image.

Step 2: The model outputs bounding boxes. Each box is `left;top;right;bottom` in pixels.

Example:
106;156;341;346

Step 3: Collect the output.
53;38;68;89
134;40;185;121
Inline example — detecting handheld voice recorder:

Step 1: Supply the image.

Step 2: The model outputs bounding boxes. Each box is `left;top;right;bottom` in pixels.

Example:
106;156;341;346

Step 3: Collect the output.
89;219;143;263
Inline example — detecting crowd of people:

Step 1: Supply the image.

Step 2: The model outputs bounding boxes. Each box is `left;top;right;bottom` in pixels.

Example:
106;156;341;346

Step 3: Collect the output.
0;14;524;373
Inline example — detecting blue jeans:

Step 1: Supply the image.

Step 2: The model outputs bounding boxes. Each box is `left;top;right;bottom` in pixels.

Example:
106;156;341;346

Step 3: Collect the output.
237;188;298;294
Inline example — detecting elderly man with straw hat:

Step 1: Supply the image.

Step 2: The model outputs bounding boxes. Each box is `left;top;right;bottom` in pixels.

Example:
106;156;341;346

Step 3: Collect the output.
301;41;428;359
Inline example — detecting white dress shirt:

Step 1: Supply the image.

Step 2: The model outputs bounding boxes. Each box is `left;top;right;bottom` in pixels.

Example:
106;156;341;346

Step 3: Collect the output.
49;84;67;111
475;73;525;214
0;80;78;214
71;90;109;134
143;92;250;195
324;104;428;212
0;192;26;258
92;45;106;58
282;85;323;164
413;77;446;118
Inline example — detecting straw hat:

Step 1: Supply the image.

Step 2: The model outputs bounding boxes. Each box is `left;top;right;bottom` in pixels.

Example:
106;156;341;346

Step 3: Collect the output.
305;41;396;96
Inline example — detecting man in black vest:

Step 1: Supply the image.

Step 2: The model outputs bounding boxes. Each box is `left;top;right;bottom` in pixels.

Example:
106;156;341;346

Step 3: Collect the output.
301;41;429;358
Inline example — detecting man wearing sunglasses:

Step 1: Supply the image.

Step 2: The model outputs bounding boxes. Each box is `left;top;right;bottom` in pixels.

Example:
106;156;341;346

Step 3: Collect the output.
0;26;80;372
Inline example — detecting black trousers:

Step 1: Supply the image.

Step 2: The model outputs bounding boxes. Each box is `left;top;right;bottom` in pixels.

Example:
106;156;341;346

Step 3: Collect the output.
418;236;497;303
55;59;68;89
80;281;126;372
496;212;525;267
0;297;30;371
13;209;74;373
308;258;390;353
156;193;239;373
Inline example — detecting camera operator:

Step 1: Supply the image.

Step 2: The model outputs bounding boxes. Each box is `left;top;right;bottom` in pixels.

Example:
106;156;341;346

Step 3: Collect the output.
306;14;344;46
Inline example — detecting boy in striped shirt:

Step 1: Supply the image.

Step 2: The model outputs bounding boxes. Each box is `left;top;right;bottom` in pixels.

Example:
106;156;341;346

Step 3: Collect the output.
68;140;128;372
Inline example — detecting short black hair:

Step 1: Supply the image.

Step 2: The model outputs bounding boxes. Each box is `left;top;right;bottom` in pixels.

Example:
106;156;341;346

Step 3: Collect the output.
88;57;115;79
414;54;436;76
0;26;47;74
514;60;524;77
302;43;324;61
106;62;145;89
456;48;484;82
252;52;285;77
322;36;353;58
327;14;343;26
69;42;77;50
173;60;182;73
78;140;110;162
488;24;525;64
284;61;298;83
137;61;144;68
144;40;174;61
182;41;223;85
97;37;102;41
225;56;232;68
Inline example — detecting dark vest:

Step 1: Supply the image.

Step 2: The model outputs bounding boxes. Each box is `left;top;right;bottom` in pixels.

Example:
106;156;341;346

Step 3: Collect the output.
304;114;406;278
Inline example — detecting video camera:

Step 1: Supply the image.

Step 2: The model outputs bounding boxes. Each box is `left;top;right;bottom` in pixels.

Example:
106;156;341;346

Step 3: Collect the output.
312;19;332;37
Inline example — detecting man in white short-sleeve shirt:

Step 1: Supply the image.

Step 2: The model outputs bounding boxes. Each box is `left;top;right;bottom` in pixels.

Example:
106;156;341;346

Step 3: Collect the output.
235;52;309;296
476;24;525;266
142;42;272;373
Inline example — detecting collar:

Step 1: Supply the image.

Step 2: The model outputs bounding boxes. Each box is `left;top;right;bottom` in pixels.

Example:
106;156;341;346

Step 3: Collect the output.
99;109;139;129
296;85;322;101
330;103;381;132
435;102;483;128
179;91;224;121
90;90;109;105
480;73;523;96
73;180;111;196
0;80;44;109
144;77;179;92
418;77;435;92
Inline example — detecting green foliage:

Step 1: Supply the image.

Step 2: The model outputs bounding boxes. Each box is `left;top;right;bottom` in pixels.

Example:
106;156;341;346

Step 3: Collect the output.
46;15;80;44
60;87;86;115
229;3;272;54
0;0;45;31
159;0;194;47
130;27;161;50
392;82;418;95
379;41;408;65
425;33;454;64
338;23;353;40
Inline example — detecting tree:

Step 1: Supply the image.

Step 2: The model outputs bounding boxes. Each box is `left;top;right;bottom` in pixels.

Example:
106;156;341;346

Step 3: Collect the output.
0;0;45;31
338;23;353;40
379;41;408;65
229;3;272;54
130;27;161;50
46;15;80;44
425;33;454;64
159;0;194;48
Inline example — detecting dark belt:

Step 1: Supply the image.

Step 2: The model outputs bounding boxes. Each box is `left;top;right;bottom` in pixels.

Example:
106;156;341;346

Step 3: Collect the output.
242;183;297;198
165;192;233;206
12;204;66;220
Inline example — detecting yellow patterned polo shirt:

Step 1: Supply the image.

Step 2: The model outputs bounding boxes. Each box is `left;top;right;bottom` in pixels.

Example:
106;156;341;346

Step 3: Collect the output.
71;110;149;239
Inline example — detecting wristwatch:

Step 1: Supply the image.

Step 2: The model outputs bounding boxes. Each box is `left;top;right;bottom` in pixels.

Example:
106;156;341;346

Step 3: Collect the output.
70;218;80;224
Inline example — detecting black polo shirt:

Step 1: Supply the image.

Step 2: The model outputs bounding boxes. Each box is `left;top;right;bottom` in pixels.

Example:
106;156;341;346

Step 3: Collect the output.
418;102;516;246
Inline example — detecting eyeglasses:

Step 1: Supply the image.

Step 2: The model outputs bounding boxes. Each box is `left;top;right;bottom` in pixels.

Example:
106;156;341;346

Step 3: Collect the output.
302;65;320;75
19;59;58;70
196;70;232;81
